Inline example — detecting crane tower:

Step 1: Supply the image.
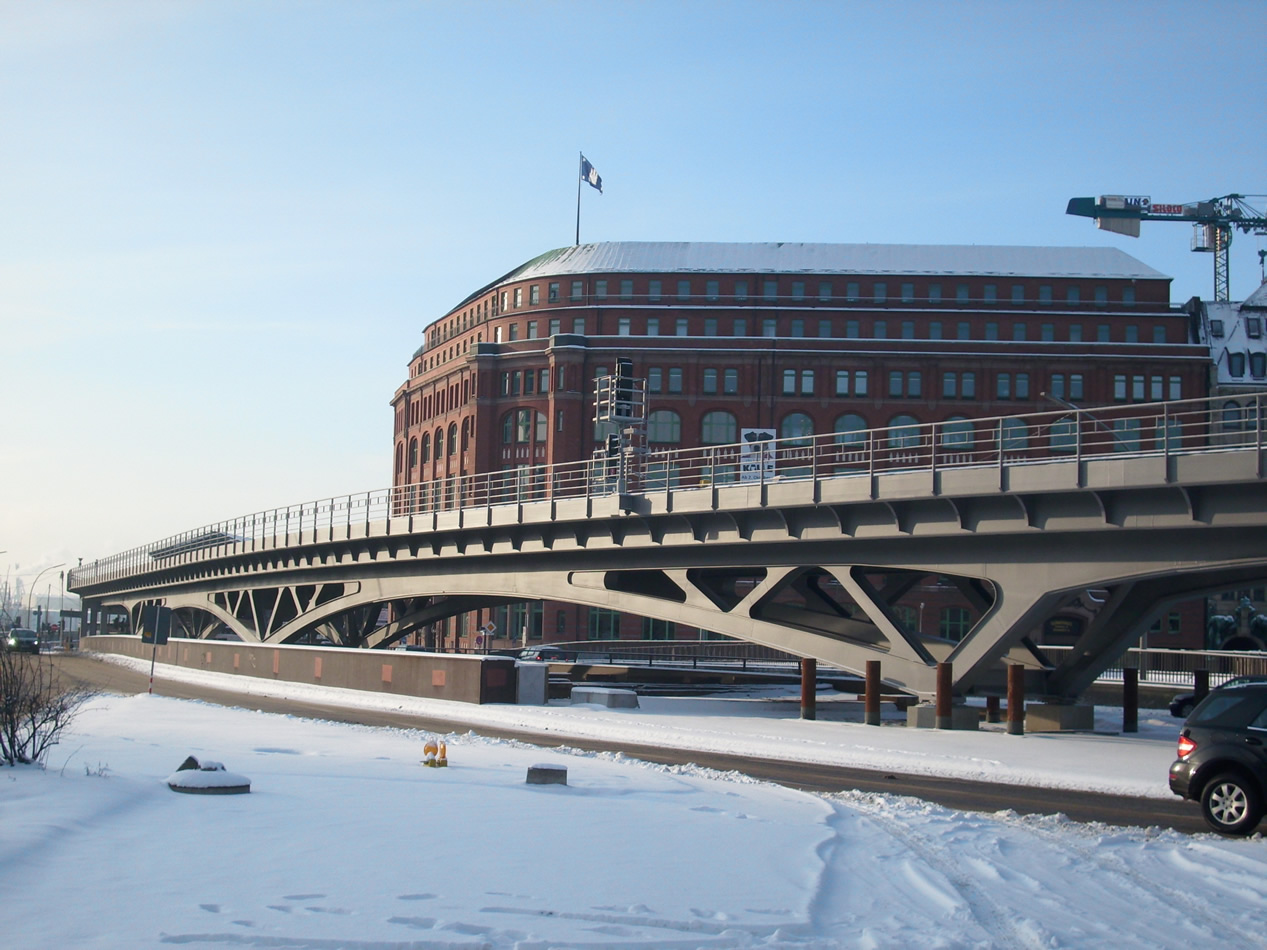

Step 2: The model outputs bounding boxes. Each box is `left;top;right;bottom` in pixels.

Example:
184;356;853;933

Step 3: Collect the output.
1066;193;1267;302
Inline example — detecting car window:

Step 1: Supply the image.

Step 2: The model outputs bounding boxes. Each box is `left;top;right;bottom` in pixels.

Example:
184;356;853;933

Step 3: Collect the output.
1189;693;1267;726
1252;706;1267;730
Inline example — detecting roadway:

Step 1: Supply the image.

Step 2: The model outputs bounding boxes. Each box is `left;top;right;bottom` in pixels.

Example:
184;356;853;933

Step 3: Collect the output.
51;653;1208;835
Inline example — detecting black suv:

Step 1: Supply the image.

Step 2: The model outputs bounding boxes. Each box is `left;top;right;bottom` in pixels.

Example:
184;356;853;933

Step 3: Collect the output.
1169;681;1267;835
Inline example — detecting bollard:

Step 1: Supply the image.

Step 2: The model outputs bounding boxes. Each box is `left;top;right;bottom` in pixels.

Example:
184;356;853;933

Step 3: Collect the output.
1194;668;1210;706
935;662;953;729
864;659;881;726
1123;667;1139;733
985;695;1001;723
800;657;817;720
1006;663;1024;735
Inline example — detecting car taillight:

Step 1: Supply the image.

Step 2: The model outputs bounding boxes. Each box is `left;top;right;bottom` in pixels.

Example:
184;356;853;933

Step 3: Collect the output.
1177;734;1197;759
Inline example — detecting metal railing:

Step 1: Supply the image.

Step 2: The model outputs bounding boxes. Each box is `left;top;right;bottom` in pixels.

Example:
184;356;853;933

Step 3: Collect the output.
1042;646;1267;688
69;394;1264;589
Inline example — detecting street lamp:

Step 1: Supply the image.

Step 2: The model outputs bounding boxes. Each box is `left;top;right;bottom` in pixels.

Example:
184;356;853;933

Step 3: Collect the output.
26;563;65;630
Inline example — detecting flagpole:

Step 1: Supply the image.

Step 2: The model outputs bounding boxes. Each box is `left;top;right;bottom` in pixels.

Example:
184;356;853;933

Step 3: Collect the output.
575;151;582;246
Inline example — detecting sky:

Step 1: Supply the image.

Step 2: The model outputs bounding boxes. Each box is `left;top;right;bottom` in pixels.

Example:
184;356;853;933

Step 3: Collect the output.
2;1;1264;606
3;661;1266;947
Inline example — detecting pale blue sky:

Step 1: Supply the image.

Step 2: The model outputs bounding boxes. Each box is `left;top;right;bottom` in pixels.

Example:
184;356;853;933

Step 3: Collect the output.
1;0;1263;598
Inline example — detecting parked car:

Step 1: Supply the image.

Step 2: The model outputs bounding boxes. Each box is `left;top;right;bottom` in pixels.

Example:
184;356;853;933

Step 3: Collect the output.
4;628;40;654
518;646;578;663
1169;681;1267;834
1169;674;1267;718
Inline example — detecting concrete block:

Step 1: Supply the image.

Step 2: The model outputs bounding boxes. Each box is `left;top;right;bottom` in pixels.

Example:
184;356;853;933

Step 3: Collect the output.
526;764;567;785
570;685;639;708
516;661;548;705
1025;703;1095;732
907;703;979;730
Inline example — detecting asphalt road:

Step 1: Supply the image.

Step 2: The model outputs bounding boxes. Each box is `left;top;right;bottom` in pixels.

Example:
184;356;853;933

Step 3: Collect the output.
51;653;1209;835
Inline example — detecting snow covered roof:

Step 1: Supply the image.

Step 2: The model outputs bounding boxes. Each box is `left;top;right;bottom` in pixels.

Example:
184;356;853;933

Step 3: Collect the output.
1197;291;1267;388
491;241;1169;285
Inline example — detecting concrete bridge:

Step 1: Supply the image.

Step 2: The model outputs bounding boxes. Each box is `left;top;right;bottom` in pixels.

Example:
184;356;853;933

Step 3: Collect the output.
69;396;1267;701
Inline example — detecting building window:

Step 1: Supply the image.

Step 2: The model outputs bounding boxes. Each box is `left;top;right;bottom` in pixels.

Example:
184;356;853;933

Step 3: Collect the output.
929;321;942;340
763;318;777;337
836;370;851;396
956;284;970;303
1069;324;1082;342
834;413;867;445
819;319;832;338
1228;352;1247;378
1132;375;1145;400
704;318;718;336
668;368;683;393
1114;375;1127;400
1167;376;1180;400
706;279;720;301
594;280;607;299
1151;375;1164;400
1067;287;1080;305
573;317;585;335
961;372;976;398
790;319;805;337
889;370;903;397
1051;373;1065;399
901;282;914;303
1125;325;1139;343
801;369;814;395
1123;287;1136;306
1000;417;1028;452
677;279;691;301
782;369;797;395
588;607;621;640
676;317;689;336
928;283;942;303
642;617;676;640
1248;317;1263;339
846;320;860;338
846;281;860;301
647;317;659;336
792;281;805;301
701;410;737;444
854;370;868;396
617;317;631;336
735;280;748;301
1012;323;1026;341
1070;374;1084;400
1210;319;1225;338
887;414;922;448
1254;354;1267;379
956;321;970;340
781;412;814;445
985;322;998;340
527;285;539;306
647;367;662;393
874;282;887;303
1041;323;1054;342
998;374;1011;400
723;368;738;393
703;368;719;394
620;279;633;300
647;409;681;443
1153;326;1166;344
940;416;975;448
548;282;559;302
901;320;915;339
1039;285;1052;305
549;318;561;337
1097;324;1111;342
941;607;972;641
1012;284;1024;304
943;372;957;398
1095;286;1107;306
874;320;887;339
733;318;746;336
763;279;778;300
818;281;832;301
984;284;997;304
648;280;662;302
1113;418;1141;451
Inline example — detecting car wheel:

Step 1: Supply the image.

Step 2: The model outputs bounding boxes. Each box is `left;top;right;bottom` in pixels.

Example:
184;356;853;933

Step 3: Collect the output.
1200;772;1264;835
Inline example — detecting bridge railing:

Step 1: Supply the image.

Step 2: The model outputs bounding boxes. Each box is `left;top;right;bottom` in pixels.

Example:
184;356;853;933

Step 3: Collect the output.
69;394;1263;589
1042;645;1267;687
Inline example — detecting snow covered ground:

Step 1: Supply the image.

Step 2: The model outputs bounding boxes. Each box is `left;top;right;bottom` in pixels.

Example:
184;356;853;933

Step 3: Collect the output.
2;657;1265;949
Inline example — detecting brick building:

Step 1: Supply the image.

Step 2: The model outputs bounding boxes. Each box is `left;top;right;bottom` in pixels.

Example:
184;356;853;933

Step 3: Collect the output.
392;242;1212;651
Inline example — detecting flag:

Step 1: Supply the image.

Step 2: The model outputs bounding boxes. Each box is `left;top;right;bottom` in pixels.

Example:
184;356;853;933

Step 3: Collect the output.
580;155;602;193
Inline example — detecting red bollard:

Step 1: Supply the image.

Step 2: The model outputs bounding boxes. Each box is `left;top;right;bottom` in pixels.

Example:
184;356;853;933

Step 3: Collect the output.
1007;663;1025;735
1123;667;1139;733
800;658;817;720
985;695;1001;723
1194;668;1210;706
864;659;881;726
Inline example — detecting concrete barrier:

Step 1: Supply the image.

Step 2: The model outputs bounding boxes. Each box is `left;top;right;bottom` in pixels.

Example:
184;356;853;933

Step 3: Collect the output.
82;636;517;704
570;685;639;708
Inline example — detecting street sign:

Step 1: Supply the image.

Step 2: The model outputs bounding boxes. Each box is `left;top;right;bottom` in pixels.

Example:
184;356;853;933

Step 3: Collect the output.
140;605;172;645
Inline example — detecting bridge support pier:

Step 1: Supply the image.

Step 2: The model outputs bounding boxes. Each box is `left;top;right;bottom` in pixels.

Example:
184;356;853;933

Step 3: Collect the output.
800;658;816;720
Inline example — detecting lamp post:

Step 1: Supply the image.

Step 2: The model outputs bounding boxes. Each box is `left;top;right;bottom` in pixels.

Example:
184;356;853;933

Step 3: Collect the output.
26;563;65;630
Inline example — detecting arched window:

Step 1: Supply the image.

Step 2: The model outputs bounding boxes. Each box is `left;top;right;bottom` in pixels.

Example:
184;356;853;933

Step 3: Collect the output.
1000;417;1028;451
1049;416;1077;452
939;416;975;447
420;433;430;462
648;409;682;444
408;438;418;469
780;412;814;445
502;413;515;444
701;410;737;445
448;422;458;455
434;427;444;458
1222;400;1245;430
395;443;404;475
833;413;868;445
887;414;922;448
535;411;547;442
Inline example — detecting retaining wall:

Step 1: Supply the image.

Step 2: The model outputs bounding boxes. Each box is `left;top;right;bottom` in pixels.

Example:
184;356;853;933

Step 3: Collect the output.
82;636;517;704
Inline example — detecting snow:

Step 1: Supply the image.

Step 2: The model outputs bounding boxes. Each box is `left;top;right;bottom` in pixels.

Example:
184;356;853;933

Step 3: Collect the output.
1;658;1265;949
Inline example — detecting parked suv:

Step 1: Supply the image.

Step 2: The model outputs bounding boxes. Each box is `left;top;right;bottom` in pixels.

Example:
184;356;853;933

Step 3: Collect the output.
1169;674;1267;719
1169;681;1267;835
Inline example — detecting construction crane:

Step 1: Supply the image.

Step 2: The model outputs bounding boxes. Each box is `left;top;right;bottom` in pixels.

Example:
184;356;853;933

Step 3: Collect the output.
1066;193;1267;301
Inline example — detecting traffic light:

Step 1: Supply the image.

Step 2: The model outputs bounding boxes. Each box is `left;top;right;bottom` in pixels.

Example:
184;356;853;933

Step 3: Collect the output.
605;433;620;458
614;358;635;419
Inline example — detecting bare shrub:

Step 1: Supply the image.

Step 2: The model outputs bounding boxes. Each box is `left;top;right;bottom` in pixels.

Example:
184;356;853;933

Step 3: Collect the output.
0;651;96;766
